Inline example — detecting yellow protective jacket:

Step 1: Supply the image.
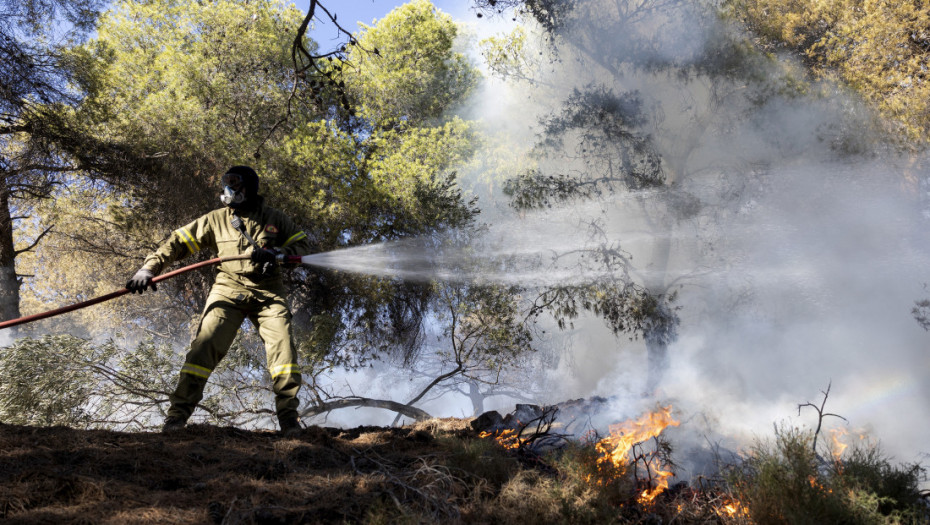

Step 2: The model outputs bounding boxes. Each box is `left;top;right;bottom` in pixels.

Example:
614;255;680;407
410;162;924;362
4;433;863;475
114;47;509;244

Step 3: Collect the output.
142;198;311;297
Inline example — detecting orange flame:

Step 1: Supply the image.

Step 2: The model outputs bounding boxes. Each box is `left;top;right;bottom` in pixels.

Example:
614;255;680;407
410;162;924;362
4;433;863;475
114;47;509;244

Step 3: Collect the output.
479;428;523;450
829;427;848;461
638;465;675;504
593;405;680;505
808;475;833;494
717;497;750;518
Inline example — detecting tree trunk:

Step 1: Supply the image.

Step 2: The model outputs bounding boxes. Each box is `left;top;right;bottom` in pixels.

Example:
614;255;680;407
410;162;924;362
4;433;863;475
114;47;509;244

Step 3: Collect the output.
0;173;21;324
467;380;485;417
641;197;675;395
644;331;668;394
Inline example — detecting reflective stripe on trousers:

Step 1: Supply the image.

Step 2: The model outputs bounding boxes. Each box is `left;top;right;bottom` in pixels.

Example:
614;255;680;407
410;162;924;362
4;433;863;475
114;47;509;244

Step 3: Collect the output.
167;290;301;421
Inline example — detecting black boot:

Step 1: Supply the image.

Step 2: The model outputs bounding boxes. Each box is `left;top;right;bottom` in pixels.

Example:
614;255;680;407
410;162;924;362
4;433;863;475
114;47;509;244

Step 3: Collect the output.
279;415;301;437
161;415;187;433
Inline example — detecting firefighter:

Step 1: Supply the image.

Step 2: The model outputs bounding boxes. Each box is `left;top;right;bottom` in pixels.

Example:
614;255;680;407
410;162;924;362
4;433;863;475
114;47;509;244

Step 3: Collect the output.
125;166;311;435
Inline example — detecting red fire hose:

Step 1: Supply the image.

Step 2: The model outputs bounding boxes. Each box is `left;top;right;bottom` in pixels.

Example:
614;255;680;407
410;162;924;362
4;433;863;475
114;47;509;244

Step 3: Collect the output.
0;254;251;331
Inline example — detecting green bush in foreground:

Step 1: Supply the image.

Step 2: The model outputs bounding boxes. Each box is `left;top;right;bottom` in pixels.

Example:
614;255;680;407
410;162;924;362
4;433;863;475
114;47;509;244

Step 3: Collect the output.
730;424;927;525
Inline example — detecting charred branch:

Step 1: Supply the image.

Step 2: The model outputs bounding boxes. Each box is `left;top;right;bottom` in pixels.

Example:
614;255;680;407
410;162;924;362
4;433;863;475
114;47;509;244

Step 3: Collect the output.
798;381;847;455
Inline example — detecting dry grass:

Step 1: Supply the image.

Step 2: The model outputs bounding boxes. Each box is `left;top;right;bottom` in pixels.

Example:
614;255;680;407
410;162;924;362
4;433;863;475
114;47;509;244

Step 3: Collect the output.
0;420;926;524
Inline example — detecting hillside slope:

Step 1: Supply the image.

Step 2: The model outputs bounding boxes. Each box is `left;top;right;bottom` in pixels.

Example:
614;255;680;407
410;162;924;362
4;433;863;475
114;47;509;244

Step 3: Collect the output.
0;420;483;524
5;418;923;524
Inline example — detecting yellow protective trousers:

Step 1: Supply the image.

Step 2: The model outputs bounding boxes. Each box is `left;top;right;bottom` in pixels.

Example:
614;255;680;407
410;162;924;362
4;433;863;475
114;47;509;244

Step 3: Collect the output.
167;287;301;422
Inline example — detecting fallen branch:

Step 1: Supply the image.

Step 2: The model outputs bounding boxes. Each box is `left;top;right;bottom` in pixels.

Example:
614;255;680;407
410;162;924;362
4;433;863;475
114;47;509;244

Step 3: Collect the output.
301;397;432;421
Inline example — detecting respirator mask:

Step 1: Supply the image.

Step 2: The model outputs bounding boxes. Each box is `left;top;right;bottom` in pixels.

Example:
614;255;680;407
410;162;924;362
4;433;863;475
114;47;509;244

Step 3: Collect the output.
220;172;246;207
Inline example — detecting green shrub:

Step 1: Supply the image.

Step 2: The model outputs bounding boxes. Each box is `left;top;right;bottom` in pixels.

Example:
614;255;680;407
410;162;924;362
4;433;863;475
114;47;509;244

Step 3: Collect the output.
731;423;928;525
0;335;182;429
0;335;113;427
837;444;927;523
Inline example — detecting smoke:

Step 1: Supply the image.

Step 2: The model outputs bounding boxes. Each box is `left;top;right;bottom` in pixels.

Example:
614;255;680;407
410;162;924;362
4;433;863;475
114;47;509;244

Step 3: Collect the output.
439;0;930;467
660;160;930;462
288;0;930;472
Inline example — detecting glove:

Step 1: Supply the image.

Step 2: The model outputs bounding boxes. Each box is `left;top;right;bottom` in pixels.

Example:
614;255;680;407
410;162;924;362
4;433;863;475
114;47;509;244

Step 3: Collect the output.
250;248;278;265
126;268;156;294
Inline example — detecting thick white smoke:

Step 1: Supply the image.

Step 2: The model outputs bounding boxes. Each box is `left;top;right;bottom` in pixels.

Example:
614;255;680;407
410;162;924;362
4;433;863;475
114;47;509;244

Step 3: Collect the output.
447;0;930;468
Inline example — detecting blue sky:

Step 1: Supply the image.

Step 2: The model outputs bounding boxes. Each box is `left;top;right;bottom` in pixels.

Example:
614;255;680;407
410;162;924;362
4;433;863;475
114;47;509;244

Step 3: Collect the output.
294;0;481;46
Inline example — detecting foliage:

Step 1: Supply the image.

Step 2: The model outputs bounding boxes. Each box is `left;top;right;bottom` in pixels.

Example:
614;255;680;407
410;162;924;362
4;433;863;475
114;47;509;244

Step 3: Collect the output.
477;0;782;377
12;0;317;340
729;424;928;525
839;445;927;518
4;0;539;429
22;0;482;367
503;87;663;210
475;0;897;398
0;0;103;121
0;335;107;426
346;0;478;125
723;0;930;144
70;0;310;212
0;334;177;428
0;334;299;430
0;0;105;323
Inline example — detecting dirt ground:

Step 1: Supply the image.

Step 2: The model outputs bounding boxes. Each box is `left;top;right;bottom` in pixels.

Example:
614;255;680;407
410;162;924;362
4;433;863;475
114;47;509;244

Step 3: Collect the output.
0;419;473;524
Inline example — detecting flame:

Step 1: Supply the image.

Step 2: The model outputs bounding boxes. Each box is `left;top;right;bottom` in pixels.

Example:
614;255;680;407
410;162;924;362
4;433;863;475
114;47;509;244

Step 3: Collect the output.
717;497;750;518
482;405;682;506
808;475;833;494
829;427;849;460
479;428;523;450
595;405;680;467
593;405;680;505
638;465;675;504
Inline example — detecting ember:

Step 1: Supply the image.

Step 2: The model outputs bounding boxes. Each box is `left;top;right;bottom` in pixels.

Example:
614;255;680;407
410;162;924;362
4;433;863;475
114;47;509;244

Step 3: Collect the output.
807;475;833;494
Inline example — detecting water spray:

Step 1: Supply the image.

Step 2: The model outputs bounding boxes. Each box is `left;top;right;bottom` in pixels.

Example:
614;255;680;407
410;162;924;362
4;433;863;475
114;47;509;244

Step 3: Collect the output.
0;249;454;331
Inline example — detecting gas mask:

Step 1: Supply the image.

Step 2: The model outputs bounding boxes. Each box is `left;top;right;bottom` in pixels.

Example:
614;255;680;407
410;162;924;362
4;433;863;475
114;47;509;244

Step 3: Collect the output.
220;185;245;207
220;171;246;208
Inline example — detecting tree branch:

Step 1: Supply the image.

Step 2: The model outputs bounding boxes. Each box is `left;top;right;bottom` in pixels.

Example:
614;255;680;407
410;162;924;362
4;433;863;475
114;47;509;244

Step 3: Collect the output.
13;224;53;255
300;396;432;421
798;381;847;454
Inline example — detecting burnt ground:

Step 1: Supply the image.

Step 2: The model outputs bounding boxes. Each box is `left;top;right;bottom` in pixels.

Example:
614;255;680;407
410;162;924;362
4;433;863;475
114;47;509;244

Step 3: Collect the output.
0;419;476;525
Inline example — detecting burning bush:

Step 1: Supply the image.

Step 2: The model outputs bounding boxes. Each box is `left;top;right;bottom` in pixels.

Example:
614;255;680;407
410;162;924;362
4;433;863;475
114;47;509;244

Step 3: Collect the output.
729;424;928;524
476;404;689;520
473;402;928;524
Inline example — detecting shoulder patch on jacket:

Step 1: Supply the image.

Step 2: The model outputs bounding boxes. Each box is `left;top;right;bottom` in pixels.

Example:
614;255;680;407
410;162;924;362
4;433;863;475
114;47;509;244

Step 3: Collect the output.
265;224;279;234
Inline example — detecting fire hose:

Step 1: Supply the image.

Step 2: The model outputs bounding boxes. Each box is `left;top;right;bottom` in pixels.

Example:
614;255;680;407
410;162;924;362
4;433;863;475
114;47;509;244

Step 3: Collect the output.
0;253;307;331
